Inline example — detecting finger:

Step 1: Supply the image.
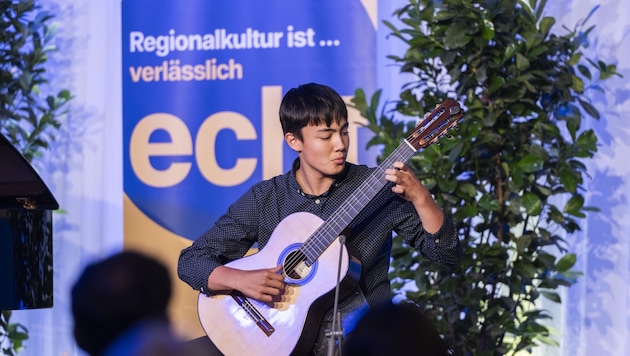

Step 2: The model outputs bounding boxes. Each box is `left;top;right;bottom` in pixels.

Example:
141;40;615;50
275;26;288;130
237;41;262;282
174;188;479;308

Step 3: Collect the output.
262;285;284;296
392;161;405;170
266;266;285;278
265;279;285;290
266;273;285;285
255;293;273;303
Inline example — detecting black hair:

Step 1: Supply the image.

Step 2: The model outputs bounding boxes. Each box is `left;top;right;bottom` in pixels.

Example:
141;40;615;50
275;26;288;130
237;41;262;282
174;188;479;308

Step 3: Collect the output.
71;251;172;355
279;83;348;141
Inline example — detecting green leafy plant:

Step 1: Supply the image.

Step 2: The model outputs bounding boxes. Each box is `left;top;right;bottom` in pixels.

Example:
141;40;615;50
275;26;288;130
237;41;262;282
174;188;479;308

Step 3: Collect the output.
352;0;620;354
1;0;71;354
1;0;71;161
0;312;27;356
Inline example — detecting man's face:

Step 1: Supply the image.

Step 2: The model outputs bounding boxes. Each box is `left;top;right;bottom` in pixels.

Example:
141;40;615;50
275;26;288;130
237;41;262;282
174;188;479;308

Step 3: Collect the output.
294;118;349;179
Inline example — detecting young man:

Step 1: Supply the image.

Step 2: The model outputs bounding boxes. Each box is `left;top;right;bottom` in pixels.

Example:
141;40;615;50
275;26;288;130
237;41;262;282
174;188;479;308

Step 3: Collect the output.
178;83;462;355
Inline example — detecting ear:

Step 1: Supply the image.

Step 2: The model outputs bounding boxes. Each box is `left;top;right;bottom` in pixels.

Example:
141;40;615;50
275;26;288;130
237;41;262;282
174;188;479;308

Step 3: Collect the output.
285;132;302;153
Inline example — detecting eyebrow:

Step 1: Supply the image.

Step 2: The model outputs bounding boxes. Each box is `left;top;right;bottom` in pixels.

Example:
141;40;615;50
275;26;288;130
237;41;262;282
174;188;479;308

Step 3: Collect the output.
317;122;349;133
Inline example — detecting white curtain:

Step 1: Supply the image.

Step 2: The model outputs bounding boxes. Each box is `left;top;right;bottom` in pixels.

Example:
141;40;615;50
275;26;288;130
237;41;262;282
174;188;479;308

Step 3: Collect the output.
11;0;630;355
12;1;123;355
540;1;630;355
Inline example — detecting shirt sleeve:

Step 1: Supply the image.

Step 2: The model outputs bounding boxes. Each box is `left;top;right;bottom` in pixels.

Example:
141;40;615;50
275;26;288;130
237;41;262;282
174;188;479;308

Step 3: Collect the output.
394;201;462;267
177;187;261;293
415;214;462;267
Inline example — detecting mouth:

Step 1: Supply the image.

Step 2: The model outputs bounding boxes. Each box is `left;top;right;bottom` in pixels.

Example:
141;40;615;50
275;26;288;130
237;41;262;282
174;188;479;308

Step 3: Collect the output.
333;157;346;165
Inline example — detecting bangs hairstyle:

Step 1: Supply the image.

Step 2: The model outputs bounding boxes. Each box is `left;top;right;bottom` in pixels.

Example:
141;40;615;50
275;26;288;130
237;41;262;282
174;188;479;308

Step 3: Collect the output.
279;83;348;141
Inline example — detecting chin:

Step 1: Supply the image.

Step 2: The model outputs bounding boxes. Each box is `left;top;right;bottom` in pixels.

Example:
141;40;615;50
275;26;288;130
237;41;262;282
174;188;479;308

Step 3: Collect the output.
330;163;345;174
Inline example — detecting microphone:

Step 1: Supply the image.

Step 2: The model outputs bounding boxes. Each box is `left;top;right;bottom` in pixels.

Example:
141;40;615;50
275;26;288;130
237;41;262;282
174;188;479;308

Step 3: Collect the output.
326;234;346;356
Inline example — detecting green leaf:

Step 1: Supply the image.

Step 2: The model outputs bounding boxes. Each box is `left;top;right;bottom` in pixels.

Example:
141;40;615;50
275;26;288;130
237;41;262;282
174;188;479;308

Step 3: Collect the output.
481;19;495;40
7;330;28;341
556;253;577;271
503;43;517;62
478;111;496;127
541;291;561;303
488;76;505;94
577;64;591;80
516;234;532;252
528;45;548;58
453;203;478;220
539;17;555;37
516;53;530;70
601;64;620;80
563;194;585;216
458;183;477;198
437;176;458;192
516;155;544;173
522;192;542;215
572;75;585;93
578;99;600;119
575;129;598;155
501;162;510;177
517;0;536;21
351;88;368;114
559;166;578;194
478;194;500;211
568;52;582;66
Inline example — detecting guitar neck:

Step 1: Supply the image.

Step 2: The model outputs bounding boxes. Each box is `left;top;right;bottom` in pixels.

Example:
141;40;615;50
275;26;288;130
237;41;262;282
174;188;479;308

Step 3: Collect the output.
300;140;417;264
299;98;464;265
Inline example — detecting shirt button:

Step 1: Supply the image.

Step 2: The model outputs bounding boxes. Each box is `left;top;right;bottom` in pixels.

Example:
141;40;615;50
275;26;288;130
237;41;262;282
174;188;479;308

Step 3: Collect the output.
315;199;321;204
434;238;440;244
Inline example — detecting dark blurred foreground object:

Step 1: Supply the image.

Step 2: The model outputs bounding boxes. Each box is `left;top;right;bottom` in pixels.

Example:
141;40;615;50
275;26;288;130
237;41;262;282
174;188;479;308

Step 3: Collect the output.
343;302;450;356
71;251;207;356
0;132;58;310
71;251;173;355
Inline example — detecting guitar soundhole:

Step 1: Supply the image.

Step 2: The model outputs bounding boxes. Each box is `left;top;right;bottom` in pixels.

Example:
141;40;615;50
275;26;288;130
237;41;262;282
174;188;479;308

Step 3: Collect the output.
283;250;310;280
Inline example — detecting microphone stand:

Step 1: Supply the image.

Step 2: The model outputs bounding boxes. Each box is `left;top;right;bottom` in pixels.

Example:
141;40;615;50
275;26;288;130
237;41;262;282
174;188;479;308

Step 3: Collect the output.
326;235;346;356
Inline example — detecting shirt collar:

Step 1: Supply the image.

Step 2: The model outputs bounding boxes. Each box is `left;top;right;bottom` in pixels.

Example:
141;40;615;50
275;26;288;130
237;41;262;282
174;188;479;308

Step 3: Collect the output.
289;158;350;197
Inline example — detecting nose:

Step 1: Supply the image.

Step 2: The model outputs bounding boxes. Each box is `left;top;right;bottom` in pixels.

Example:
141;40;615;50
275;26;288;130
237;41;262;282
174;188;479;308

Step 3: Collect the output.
332;132;348;151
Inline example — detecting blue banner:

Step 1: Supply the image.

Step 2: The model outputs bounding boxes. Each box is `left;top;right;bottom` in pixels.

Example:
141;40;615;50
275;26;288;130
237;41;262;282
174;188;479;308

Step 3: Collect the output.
122;0;376;242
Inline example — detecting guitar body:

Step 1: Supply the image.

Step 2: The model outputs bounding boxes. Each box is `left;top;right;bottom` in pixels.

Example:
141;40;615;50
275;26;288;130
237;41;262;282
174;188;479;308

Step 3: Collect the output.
198;212;362;356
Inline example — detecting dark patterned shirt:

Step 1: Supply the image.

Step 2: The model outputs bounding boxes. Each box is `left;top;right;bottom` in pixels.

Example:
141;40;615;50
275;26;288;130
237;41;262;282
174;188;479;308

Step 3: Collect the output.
178;159;462;320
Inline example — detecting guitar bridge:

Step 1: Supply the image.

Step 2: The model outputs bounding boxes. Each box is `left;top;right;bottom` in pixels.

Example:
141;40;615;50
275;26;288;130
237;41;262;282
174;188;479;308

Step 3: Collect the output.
231;291;275;336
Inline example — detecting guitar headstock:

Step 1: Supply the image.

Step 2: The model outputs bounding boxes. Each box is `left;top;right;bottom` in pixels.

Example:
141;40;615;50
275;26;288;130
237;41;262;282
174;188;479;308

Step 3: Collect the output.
406;99;464;150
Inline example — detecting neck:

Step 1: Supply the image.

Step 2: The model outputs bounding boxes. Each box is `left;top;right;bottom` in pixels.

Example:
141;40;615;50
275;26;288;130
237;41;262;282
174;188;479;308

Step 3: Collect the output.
295;169;333;196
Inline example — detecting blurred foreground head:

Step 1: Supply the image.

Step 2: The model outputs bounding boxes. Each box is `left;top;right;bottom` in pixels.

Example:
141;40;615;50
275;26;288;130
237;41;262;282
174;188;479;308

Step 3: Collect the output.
71;251;172;355
343;302;450;356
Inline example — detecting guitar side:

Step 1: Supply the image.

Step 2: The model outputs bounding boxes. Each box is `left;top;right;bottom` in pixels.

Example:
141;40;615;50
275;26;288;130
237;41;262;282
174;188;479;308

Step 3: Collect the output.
197;212;361;356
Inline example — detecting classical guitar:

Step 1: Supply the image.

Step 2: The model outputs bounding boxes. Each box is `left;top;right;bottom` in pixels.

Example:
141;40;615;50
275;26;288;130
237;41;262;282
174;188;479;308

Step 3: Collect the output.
197;99;464;355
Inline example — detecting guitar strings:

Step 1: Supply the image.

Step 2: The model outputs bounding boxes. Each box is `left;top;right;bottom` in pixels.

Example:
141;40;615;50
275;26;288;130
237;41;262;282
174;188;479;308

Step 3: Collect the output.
281;105;461;277
281;146;411;276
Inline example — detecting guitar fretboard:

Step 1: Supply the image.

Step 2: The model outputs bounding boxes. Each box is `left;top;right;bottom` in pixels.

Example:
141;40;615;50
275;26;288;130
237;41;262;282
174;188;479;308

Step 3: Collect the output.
300;140;417;264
